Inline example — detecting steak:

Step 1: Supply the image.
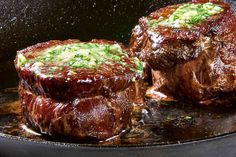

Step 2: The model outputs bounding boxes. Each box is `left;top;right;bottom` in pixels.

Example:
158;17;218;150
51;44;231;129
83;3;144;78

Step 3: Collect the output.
130;0;236;102
15;39;144;139
15;39;143;100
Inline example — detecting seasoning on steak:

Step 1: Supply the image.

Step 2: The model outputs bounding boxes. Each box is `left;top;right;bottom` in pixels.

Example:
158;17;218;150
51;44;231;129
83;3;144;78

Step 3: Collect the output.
15;39;144;140
130;0;236;103
15;39;143;100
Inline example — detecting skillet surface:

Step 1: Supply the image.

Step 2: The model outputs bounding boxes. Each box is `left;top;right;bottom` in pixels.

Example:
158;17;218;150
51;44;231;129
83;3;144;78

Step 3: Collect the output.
0;0;236;157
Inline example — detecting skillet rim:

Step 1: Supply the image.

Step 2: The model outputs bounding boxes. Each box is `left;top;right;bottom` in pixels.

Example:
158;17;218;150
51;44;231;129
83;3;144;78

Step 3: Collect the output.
1;130;236;148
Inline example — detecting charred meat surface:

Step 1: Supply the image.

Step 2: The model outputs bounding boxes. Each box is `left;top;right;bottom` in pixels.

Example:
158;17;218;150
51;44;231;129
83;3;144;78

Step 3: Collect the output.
130;0;236;102
19;85;133;140
15;39;144;140
15;39;143;100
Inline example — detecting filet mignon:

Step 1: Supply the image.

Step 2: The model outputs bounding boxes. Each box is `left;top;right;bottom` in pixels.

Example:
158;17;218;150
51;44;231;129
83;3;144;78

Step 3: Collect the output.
15;39;144;139
130;0;236;102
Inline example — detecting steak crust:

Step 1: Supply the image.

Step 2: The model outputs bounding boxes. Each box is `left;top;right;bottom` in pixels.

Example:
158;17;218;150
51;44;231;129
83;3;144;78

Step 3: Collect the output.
19;84;134;140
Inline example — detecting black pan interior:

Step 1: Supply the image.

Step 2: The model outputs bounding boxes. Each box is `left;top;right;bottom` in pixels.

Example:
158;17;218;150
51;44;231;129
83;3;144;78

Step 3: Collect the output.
0;0;236;147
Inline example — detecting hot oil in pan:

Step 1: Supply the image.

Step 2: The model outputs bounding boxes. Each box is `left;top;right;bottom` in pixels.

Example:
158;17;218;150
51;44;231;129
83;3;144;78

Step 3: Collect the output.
1;87;236;146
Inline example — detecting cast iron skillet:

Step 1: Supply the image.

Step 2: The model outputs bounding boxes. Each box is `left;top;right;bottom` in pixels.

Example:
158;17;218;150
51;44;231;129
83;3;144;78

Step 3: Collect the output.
0;0;236;157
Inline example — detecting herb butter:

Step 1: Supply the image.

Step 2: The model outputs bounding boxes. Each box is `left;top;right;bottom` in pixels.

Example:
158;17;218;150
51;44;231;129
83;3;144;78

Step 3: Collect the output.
147;2;224;29
17;42;144;75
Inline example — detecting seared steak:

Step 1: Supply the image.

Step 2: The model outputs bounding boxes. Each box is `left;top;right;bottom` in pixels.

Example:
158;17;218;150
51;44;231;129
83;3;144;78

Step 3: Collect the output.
15;39;143;100
15;39;144;139
130;0;236;102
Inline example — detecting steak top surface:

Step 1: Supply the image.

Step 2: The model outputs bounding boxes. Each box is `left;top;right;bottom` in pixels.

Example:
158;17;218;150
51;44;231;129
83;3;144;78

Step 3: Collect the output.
15;39;144;100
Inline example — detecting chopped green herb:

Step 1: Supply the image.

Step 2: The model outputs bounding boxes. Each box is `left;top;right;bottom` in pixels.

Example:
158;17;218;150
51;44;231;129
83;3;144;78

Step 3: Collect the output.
35;43;126;69
133;57;144;76
147;2;224;29
17;42;144;76
17;54;28;67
